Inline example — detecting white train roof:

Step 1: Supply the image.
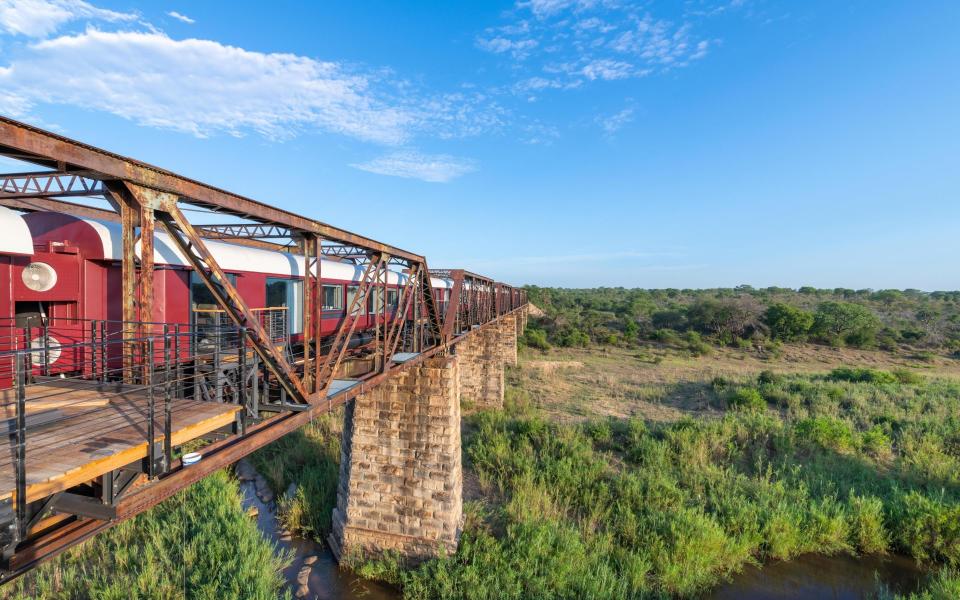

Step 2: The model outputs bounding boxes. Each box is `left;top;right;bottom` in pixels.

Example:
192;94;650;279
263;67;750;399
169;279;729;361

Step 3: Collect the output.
81;218;409;284
0;206;35;255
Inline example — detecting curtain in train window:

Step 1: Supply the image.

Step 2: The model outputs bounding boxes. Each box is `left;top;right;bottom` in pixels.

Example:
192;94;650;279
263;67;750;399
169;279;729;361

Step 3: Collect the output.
367;288;385;314
322;285;343;311
346;285;366;316
265;277;303;335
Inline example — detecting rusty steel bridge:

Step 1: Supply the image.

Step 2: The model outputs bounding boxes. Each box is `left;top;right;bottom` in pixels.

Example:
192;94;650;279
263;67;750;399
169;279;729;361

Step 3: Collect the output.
0;116;528;581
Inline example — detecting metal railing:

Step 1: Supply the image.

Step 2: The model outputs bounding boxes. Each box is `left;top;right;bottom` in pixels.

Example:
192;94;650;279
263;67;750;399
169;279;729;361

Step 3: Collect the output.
0;315;271;559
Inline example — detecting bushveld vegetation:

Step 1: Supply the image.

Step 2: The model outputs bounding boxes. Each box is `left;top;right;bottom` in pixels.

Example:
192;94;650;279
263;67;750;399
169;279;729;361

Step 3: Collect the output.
524;286;960;353
249;414;342;541
350;363;960;599
4;470;290;600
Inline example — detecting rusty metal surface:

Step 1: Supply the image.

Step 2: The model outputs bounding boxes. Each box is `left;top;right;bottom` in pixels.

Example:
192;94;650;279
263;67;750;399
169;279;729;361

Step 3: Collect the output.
0;171;103;199
0;115;530;582
0;116;423;262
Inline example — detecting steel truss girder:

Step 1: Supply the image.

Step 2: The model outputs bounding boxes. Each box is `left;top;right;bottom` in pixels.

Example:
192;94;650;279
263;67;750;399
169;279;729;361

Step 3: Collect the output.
144;191;308;404
0;171;103;199
315;255;384;397
0;116;423;262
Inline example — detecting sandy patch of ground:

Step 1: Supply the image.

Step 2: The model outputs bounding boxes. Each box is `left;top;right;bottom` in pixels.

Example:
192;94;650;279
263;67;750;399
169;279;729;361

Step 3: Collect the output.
512;342;960;424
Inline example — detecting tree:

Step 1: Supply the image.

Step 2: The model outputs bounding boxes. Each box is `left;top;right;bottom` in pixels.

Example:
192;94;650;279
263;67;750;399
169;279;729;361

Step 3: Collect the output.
687;297;764;340
812;301;881;347
764;303;814;341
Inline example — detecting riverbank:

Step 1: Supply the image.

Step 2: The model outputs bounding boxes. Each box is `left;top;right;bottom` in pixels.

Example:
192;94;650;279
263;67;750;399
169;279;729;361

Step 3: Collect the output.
2;469;289;599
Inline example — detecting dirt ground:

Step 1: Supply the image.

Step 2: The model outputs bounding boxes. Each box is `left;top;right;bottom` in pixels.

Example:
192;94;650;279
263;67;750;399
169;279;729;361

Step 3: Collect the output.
512;342;960;424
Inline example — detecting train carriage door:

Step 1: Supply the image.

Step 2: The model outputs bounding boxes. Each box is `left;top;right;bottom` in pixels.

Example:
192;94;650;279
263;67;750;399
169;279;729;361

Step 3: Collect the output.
265;277;303;339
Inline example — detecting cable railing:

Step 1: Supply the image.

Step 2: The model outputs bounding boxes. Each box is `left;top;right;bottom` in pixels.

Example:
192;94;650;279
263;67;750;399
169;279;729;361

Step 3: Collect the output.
0;313;289;557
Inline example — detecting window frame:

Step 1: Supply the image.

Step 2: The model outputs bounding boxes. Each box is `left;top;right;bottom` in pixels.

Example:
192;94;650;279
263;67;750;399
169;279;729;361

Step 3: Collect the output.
321;284;343;311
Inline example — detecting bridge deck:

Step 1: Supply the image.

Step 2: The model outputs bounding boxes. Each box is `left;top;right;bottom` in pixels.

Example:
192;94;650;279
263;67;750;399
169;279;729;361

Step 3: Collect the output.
0;380;241;503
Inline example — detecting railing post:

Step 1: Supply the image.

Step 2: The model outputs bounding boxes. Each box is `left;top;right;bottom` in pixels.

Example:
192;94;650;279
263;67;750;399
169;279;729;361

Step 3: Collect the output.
237;327;247;435
90;320;98;383
163;325;172;472
13;353;27;548
213;319;222;403
100;320;107;382
146;338;156;479
41;319;50;377
173;323;182;399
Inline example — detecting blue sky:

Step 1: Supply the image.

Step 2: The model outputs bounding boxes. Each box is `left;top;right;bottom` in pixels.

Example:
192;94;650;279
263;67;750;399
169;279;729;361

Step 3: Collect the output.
0;1;957;289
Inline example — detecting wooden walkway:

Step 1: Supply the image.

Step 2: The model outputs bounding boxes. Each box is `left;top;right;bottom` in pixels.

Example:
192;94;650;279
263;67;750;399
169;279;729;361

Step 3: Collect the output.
0;380;241;503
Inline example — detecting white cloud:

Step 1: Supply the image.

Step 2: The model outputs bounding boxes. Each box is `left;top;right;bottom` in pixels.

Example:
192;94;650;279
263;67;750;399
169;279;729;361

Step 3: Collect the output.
597;106;634;135
0;0;135;38
0;28;415;144
475;36;538;59
479;1;711;92
350;150;477;183
581;58;634;80
167;11;195;25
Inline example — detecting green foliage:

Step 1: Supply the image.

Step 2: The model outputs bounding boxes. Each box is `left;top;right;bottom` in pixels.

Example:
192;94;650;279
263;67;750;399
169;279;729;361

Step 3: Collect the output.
727;387;767;412
522;327;550;351
764;302;815;341
828;367;899;384
812;301;882;347
795;416;857;453
895;492;960;565
250;415;341;540
525;285;960;353
9;470;290;599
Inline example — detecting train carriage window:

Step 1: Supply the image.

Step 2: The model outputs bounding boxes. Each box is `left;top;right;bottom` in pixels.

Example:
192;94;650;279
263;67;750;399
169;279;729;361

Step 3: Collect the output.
265;277;303;335
322;285;342;311
346;285;366;316
191;272;237;309
387;289;399;310
367;288;383;315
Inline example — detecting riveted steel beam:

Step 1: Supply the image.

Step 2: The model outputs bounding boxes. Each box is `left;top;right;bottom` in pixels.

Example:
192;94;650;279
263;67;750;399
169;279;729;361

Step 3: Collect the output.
0;116;423;262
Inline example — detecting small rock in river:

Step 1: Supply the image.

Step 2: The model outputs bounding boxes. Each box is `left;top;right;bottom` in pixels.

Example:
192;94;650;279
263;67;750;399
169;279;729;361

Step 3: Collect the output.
296;566;311;585
302;555;318;566
295;583;311;598
235;460;257;481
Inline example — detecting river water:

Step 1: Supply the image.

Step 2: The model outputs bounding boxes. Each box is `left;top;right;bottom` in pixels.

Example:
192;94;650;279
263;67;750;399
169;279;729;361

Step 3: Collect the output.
707;552;926;599
238;464;925;599
237;462;400;600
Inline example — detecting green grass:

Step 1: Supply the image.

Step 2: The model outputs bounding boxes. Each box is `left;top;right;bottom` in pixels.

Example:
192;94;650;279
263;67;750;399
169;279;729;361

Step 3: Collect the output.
249;413;342;541
354;368;960;599
3;469;291;600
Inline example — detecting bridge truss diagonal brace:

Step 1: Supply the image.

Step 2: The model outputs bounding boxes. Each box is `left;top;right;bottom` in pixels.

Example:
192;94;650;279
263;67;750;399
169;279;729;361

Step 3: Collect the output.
416;261;444;347
315;255;384;399
124;184;308;404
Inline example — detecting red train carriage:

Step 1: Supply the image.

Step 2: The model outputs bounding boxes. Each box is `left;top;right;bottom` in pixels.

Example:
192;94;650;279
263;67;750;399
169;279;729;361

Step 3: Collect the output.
1;210;456;383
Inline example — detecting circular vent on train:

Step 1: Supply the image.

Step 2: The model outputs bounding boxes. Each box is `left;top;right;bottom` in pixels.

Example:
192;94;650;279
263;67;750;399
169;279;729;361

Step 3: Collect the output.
21;262;58;292
30;335;62;367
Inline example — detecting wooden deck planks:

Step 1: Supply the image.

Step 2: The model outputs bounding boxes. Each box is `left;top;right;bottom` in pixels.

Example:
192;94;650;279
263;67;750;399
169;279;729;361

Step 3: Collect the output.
0;380;241;503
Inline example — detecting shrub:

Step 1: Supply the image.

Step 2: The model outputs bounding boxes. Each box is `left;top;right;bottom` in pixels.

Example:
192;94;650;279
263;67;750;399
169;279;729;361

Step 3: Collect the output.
727;387;766;412
757;370;785;386
847;493;889;554
523;328;550;350
764;303;814;341
861;425;893;458
812;301;882;347
896;492;960;566
827;367;898;385
893;368;924;385
795;416;857;453
683;331;712;356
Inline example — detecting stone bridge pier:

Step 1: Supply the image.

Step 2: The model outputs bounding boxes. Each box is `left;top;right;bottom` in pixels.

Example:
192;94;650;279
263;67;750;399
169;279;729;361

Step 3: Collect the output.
330;311;522;564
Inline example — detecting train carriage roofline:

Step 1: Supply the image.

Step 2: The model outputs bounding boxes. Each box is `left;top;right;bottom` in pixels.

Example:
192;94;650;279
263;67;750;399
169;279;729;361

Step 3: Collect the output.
0;206;34;256
21;211;419;283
